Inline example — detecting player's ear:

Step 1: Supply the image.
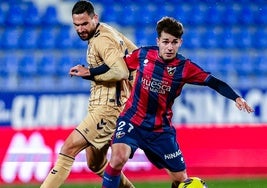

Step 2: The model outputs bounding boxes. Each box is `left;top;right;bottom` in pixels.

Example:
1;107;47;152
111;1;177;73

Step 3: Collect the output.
93;14;99;22
156;37;160;46
179;38;183;47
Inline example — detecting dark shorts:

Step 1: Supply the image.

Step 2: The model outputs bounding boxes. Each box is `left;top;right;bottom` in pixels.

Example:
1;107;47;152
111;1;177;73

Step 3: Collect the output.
112;117;186;172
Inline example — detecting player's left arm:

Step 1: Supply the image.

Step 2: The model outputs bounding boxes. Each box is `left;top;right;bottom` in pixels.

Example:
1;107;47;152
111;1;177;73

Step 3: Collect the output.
205;75;254;113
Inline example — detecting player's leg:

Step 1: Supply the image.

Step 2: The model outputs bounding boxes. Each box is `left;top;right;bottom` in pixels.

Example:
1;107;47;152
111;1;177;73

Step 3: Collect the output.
86;144;109;176
119;171;135;188
102;143;132;188
86;145;134;188
40;129;88;188
167;169;188;187
143;129;188;188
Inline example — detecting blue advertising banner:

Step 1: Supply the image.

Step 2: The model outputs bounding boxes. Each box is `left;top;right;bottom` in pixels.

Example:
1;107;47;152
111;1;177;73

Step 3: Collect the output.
0;88;266;128
0;91;89;129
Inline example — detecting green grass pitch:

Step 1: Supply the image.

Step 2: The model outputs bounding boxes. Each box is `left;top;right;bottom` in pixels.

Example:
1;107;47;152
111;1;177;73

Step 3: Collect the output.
2;178;267;188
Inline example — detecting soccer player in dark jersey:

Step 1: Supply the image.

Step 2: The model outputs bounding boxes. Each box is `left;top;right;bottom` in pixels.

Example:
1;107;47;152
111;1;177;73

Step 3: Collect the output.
101;16;254;188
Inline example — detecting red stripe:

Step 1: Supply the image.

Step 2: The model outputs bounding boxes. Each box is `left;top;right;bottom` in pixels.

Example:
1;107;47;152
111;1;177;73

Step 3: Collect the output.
106;163;121;176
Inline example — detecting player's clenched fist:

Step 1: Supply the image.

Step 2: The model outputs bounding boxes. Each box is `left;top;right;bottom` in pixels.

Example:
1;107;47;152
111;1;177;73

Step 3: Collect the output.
69;64;90;77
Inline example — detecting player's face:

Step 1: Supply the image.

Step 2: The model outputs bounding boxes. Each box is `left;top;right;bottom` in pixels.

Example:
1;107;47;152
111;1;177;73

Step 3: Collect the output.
72;12;98;41
157;31;182;61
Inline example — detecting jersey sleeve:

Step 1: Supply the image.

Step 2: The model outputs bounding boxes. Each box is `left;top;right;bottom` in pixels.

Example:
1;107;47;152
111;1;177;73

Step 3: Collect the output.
93;36;129;81
182;59;210;84
121;35;138;54
124;49;140;71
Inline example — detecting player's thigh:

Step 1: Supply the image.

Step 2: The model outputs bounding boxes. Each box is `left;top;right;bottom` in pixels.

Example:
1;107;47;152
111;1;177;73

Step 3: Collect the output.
86;144;109;166
144;131;186;172
76;105;122;149
60;129;88;157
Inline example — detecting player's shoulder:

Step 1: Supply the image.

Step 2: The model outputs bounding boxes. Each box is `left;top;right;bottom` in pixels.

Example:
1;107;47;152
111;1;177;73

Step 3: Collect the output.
137;45;159;55
140;45;158;51
176;53;188;62
95;23;120;38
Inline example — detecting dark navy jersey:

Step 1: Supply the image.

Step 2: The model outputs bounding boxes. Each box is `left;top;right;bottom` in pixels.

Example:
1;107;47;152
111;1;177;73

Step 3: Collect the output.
121;46;210;131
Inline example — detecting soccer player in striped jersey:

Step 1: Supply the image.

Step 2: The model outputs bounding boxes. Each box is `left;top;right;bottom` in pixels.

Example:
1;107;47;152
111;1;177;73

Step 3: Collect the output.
40;1;136;188
102;16;254;188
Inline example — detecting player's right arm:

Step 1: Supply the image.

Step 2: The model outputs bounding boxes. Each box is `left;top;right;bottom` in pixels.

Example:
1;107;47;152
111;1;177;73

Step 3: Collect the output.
69;58;129;81
91;36;131;82
69;64;109;79
70;36;138;81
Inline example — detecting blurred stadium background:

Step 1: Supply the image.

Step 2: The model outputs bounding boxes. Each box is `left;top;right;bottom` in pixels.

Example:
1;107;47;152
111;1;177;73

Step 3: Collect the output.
0;0;267;186
0;0;266;91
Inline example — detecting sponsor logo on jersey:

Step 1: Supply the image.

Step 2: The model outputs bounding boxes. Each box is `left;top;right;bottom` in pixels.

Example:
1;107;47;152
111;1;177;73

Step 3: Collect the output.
164;149;182;160
142;77;171;94
97;118;107;130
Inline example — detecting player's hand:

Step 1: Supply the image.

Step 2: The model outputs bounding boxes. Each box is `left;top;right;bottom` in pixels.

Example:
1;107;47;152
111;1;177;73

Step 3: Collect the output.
69;64;90;77
235;97;254;113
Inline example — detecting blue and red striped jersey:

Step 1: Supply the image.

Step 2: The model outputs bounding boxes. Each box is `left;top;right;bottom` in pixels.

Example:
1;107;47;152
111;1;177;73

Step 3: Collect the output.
121;46;210;132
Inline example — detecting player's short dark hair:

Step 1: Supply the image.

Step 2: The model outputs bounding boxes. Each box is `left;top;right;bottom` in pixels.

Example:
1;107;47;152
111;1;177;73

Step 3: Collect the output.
156;17;184;39
72;0;95;16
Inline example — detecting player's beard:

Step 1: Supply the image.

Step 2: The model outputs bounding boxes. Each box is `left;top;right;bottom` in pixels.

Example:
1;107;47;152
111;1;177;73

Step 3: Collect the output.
78;29;96;41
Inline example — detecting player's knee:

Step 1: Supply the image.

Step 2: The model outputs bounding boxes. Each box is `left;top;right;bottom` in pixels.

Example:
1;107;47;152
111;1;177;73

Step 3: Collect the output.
61;129;89;156
87;158;108;176
110;153;128;169
60;139;88;157
88;163;98;172
87;161;100;172
110;144;131;169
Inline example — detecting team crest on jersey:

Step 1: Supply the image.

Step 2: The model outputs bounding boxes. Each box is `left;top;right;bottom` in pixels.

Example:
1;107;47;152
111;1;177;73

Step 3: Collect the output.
143;59;149;66
116;131;125;139
167;66;176;76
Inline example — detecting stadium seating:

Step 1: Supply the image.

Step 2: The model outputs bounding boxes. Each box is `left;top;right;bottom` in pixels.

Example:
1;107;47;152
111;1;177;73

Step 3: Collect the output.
41;5;59;26
37;55;57;77
24;2;41;26
254;5;267;25
55;25;73;49
0;0;266;91
253;30;267;49
57;55;75;77
204;5;223;26
71;35;88;49
100;6;119;24
201;29;220;49
37;27;57;49
0;5;6;25
0;54;19;90
117;5;138;26
5;4;25;26
19;27;39;49
1;27;21;49
17;55;37;78
182;29;203;49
